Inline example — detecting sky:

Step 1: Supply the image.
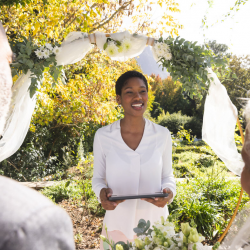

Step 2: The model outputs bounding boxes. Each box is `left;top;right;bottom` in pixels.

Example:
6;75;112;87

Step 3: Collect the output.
175;0;250;56
121;0;250;56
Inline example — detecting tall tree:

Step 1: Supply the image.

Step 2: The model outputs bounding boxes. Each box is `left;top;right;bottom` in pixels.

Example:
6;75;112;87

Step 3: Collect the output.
207;40;230;58
221;55;250;112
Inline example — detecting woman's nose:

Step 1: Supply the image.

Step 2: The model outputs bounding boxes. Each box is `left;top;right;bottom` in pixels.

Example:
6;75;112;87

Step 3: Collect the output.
134;92;142;99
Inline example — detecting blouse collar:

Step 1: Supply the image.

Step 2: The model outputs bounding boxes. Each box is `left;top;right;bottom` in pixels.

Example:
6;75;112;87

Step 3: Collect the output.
115;118;148;130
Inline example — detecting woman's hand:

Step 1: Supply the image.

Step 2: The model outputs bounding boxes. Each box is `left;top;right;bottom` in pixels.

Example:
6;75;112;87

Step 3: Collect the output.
100;188;125;210
141;188;173;208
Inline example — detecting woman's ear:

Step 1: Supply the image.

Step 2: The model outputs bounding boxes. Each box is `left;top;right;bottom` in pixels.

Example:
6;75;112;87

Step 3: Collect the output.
116;95;121;105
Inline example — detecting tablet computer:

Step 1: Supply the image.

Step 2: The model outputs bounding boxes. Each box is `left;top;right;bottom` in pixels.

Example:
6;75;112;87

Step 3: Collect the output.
108;193;169;201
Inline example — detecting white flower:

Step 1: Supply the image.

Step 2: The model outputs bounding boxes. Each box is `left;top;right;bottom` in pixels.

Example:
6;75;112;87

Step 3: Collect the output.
153;247;161;250
122;38;132;52
53;46;61;55
106;42;118;57
43;49;51;59
35;49;44;59
153;42;172;61
151;231;156;237
165;53;172;60
45;43;53;51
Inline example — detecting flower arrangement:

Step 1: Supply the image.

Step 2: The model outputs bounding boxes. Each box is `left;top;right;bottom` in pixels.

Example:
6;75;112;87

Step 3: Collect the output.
10;36;63;98
103;37;132;57
100;217;220;250
152;42;172;61
34;43;61;59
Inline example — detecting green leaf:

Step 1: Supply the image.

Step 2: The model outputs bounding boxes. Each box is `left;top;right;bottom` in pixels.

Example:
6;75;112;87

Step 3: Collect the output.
26;60;34;68
115;40;121;46
103;241;110;250
138;221;146;228
103;42;108;50
133;227;144;234
65;180;71;188
232;73;237;79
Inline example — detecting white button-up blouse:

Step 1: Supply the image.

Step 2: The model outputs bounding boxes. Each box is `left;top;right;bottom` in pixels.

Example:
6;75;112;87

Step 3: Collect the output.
92;118;176;239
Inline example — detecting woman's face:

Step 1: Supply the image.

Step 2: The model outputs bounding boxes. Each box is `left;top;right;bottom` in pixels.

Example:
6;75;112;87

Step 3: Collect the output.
116;77;148;117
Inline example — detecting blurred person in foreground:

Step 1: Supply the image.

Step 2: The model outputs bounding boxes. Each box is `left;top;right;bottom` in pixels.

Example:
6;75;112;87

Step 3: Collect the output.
218;101;250;250
0;22;12;135
241;101;250;196
0;22;75;250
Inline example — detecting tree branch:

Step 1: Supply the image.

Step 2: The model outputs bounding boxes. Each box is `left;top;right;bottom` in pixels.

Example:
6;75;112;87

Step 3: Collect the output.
65;3;98;30
7;160;27;182
89;1;132;33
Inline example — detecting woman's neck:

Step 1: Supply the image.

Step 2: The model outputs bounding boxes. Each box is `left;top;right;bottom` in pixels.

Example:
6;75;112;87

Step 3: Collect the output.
120;116;145;133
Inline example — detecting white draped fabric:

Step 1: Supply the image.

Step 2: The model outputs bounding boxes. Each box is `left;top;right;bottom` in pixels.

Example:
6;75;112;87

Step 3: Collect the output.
202;69;244;176
0;72;37;162
0;31;245;178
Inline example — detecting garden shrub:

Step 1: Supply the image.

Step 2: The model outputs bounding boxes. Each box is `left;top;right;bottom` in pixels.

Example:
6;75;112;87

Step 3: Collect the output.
195;154;215;168
157;111;192;134
41;180;83;203
184;116;203;138
169;177;249;240
173;162;194;178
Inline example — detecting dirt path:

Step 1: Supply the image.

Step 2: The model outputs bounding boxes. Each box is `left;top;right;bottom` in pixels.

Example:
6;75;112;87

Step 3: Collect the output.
59;200;104;250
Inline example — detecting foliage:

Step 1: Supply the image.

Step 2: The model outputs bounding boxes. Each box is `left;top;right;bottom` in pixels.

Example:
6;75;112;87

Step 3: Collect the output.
82;179;105;216
220;55;250;112
169;176;249;240
0;123;79;181
1;0;181;42
10;36;63;97
0;0;30;7
41;180;83;203
184;116;203;138
206;40;230;58
150;75;195;116
156;36;227;98
149;75;204;138
176;125;196;144
157;111;192;134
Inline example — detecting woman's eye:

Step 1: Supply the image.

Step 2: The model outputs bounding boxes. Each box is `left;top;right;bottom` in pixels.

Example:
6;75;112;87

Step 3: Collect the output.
126;91;133;94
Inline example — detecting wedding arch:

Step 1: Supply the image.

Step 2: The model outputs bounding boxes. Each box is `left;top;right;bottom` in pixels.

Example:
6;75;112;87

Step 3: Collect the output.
0;30;245;241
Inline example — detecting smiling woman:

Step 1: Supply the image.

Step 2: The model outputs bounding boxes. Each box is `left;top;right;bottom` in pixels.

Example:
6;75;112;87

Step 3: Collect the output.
91;70;176;249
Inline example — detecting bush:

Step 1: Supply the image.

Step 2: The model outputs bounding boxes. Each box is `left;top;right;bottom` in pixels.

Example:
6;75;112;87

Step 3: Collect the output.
169;177;249;240
157;111;192;134
41;180;83;203
185;116;203;138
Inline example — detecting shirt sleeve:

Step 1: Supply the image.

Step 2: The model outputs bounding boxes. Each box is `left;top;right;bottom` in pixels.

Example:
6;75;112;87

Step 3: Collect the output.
161;130;176;203
92;130;108;202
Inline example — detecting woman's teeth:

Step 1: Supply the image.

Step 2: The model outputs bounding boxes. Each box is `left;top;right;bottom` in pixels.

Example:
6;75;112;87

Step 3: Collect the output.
132;104;142;107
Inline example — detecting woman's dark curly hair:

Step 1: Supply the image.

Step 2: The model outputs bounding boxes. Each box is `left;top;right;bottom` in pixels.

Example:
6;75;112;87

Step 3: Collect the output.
115;70;148;96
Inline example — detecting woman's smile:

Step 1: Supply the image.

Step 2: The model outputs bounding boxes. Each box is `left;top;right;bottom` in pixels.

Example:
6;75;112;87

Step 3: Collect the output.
131;102;144;110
